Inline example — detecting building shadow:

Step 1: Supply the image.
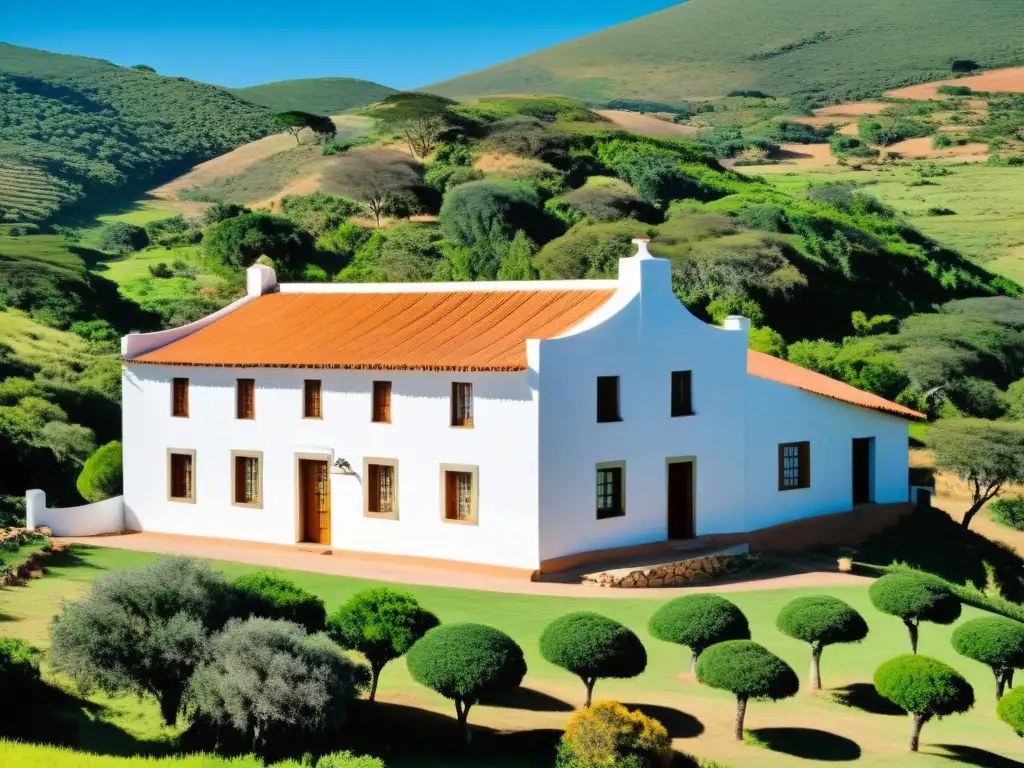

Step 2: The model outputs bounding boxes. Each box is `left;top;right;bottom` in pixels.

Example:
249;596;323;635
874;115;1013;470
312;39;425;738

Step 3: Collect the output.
932;745;1024;768
748;727;861;761
623;703;704;738
830;683;905;715
487;686;574;712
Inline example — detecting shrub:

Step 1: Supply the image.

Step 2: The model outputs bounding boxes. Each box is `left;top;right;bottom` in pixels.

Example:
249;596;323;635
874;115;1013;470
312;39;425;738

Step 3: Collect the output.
406;623;526;743
951;617;1024;699
75;440;122;502
539;612;647;707
938;85;973;96
50;557;236;725
551;177;659;225
148;262;174;278
998;687;1024;736
776;596;869;690
316;752;387;768
438;179;549;248
927;206;957;217
869;571;961;653
874;654;974;751
695;640;798;740
203;212;314;269
188;618;368;757
828;135;879;158
203;202;250;225
989;495;1024;531
738;204;788;232
556;700;672;768
98;222;149;254
0;637;40;698
648;594;750;674
326;587;439;701
232;572;327;634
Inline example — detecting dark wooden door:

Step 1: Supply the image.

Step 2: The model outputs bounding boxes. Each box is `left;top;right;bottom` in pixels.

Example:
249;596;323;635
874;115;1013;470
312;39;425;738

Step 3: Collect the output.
299;459;331;544
852;438;872;506
667;461;695;539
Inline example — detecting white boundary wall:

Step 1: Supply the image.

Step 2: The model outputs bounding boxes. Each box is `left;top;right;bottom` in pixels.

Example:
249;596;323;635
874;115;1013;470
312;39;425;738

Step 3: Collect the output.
25;490;125;536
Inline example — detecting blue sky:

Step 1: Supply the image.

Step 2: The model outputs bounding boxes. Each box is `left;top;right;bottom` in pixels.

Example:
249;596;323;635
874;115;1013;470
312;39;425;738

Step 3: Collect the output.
1;1;681;88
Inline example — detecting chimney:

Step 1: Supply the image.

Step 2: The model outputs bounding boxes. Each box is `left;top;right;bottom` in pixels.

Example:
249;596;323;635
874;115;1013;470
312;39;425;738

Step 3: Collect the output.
724;315;750;344
618;236;670;295
247;261;277;296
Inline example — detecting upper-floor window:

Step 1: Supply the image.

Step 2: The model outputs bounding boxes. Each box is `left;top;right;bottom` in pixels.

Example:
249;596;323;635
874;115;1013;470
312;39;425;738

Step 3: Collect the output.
373;381;392;423
671;370;694;417
597;376;621;423
779;441;810;491
172;378;189;417
451;382;473;427
304;380;322;419
236;379;255;419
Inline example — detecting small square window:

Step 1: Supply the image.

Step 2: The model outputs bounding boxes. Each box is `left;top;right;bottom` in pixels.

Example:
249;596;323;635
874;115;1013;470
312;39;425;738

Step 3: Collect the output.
365;459;398;519
236;379;255;419
373;381;392;423
671;371;694;417
172;378;189;417
232;451;262;507
597;376;620;423
596;463;625;519
779;442;810;491
168;450;195;502
441;465;478;524
451;383;473;427
304;380;322;419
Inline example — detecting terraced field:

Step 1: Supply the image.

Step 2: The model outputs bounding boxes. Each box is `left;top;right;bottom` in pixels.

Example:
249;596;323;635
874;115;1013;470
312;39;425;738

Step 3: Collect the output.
0;162;79;223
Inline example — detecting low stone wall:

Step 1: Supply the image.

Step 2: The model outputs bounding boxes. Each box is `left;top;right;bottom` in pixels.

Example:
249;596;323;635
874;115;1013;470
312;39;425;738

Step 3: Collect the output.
582;546;750;588
25;489;125;537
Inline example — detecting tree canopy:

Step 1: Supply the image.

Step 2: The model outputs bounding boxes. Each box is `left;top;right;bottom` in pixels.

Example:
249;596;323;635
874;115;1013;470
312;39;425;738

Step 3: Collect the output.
75;440;122;502
951;617;1024;700
998;687;1024;737
869;572;961;653
202;212;314;270
776;595;869;690
874;655;974;751
323;147;423;227
231;572;327;634
649;594;751;674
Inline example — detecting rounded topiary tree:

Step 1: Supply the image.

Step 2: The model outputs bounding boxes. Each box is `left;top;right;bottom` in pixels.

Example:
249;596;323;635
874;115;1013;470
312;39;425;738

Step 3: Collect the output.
76;441;122;502
231;572;327;634
998;687;1024;736
951;617;1024;700
695;640;799;740
540;612;647;707
556;700;672;768
874;655;974;752
326;587;439;702
776;595;869;691
868;572;961;653
649;594;750;675
406;623;526;743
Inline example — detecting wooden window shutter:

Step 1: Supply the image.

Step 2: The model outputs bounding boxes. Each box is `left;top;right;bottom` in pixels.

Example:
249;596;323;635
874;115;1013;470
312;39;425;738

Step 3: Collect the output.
373;381;392;423
451;383;473;427
236;379;255;419
234;456;246;503
172;378;189;417
304;380;322;418
368;464;380;513
444;471;457;519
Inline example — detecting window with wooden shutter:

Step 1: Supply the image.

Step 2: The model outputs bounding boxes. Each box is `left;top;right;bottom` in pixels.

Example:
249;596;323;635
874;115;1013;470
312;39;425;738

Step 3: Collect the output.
304;380;322;418
451;382;473;427
372;381;392;423
596;376;620;423
671;370;694;417
172;378;189;417
364;459;398;519
168;450;195;502
236;379;255;419
778;442;810;490
596;463;626;519
441;465;478;523
232;452;261;507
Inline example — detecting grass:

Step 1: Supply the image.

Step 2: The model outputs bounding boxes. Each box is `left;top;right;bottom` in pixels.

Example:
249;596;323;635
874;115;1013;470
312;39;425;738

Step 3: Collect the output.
1;544;1021;767
0;743;271;768
427;0;1024;106
229;77;396;115
90;246;225;305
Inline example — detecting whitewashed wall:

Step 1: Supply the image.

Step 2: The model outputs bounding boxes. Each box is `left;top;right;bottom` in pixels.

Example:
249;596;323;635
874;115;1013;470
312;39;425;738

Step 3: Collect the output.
25;489;124;536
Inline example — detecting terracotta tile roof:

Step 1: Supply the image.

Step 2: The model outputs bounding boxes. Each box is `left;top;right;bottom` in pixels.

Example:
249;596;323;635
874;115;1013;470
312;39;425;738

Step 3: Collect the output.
748;350;925;420
130;289;616;371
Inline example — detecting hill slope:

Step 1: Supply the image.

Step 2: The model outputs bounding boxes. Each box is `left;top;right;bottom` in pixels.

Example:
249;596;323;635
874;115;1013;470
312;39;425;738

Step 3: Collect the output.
427;0;1024;106
229;77;396;114
0;44;277;223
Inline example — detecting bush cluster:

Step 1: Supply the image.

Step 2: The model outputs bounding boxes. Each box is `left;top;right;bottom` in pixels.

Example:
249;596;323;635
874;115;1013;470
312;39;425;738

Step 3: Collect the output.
556;701;672;768
990;495;1024;531
232;571;327;633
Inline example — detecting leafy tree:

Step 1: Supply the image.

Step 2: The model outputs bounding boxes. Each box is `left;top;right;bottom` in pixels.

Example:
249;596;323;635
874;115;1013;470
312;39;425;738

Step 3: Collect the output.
945;377;1007;419
406;623;526;743
279;193;365;236
776;596;869;690
874;655;974;752
368;92;459;158
76;440;122;502
990;495;1024;531
98;222;149;254
869;572;962;653
539;612;647;707
858;117;930;147
535;220;642;280
202;212;314;269
928;418;1024;529
695;640;799;740
556;700;672;768
496;230;538;280
337;223;444;283
613;152;702;208
275;111;335;144
326;587;439;702
51;557;237;725
553;177;659;224
998;687;1024;736
187;618;368;756
952;59;980;74
131;64;156;72
232;572;327;634
951;617;1024;699
439;179;548;250
203;202;250;225
324;147;423;227
649;594;751;674
0;637;40;698
749;326;787;357
738;204;788;232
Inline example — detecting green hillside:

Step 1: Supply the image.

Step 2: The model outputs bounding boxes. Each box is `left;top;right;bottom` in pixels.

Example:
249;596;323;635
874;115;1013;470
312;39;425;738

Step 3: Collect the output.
427;0;1024;107
0;43;278;223
230;77;396;114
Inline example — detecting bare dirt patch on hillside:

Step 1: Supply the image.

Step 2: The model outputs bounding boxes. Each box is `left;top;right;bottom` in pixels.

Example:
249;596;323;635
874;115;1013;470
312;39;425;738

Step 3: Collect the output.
596;110;700;137
885;136;989;161
731;143;836;173
886;66;1024;100
783;115;853;129
815;102;888;117
837;123;860;136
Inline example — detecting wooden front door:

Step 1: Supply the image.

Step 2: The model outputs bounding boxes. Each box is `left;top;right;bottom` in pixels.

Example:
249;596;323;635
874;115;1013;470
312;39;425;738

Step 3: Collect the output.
299;459;331;544
852;438;873;506
667;461;695;540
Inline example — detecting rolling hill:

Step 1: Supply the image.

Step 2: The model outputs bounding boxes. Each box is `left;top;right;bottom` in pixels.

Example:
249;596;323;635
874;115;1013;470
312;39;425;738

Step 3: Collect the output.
427;0;1024;107
229;77;396;114
0;43;278;223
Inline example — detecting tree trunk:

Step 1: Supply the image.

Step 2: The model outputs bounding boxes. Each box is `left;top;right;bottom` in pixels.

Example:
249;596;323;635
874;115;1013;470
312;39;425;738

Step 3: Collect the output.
997;668;1009;700
690;649;699;676
733;695;748;741
961;500;985;530
904;619;919;654
809;643;823;690
909;713;927;752
1008;668;1015;689
158;686;182;726
584;678;595;708
369;665;381;702
455;700;473;745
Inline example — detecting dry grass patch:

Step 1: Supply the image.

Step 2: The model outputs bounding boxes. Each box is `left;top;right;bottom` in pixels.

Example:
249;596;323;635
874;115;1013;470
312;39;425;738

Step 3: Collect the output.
884;137;989;161
815;102;889;117
886;66;1024;100
595;110;700;137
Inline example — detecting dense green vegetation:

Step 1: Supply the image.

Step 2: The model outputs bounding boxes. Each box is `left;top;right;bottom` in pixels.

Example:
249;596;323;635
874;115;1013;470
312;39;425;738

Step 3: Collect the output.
229;77;396;115
0;43;276;222
427;0;1024;107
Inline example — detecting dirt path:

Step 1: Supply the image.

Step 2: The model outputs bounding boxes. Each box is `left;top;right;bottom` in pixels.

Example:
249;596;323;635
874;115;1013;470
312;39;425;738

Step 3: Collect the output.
55;531;868;598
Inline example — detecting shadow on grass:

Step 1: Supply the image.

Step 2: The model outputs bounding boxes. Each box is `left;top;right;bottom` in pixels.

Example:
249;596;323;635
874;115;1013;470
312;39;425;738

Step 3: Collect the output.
623;703;704;738
45;545;111;573
932;745;1024;768
488;686;574;712
830;683;905;716
748;728;861;761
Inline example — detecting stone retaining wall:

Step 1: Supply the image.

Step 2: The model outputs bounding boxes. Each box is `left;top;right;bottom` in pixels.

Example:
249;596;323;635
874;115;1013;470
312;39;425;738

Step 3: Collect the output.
581;547;750;588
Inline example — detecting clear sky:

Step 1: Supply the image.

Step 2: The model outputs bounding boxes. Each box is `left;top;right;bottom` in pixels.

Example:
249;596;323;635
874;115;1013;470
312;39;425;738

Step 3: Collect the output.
1;1;681;89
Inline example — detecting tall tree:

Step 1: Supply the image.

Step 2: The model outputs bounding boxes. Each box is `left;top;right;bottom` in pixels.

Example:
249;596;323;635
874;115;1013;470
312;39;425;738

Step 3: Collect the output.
368;92;458;158
275;111;334;144
324;147;422;227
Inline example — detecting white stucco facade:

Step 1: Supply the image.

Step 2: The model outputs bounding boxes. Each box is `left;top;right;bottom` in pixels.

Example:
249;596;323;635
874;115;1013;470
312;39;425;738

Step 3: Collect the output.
119;243;913;571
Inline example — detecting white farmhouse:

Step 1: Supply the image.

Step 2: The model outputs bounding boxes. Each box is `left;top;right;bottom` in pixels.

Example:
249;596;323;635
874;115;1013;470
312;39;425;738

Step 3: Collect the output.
119;239;922;574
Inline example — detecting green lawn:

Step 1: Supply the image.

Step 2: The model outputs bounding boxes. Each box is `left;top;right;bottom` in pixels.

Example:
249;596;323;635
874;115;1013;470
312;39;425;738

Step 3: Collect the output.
90;246;225;306
1;544;1021;767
